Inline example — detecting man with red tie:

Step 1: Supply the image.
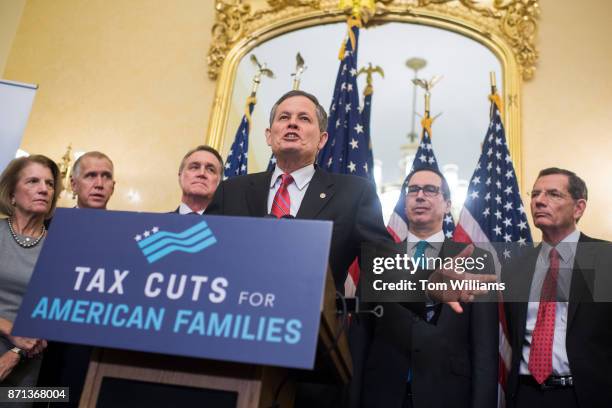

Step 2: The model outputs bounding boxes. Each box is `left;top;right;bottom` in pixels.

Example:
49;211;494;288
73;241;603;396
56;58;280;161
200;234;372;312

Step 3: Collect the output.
206;89;395;408
503;168;612;408
206;90;391;292
206;90;497;408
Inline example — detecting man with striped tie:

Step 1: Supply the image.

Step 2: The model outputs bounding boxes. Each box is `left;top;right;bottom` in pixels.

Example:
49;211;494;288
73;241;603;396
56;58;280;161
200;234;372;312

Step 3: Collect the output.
362;168;498;408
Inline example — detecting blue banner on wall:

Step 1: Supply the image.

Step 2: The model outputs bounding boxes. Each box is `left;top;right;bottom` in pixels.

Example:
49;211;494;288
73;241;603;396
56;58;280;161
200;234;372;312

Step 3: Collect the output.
13;209;332;370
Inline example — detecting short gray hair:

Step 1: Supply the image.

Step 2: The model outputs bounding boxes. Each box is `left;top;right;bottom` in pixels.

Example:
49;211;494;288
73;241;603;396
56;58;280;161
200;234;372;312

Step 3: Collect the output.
72;151;114;178
178;145;223;174
269;90;328;132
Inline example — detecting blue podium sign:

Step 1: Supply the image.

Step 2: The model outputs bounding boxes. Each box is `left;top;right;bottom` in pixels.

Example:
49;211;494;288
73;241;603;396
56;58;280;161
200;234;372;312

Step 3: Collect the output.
12;208;332;370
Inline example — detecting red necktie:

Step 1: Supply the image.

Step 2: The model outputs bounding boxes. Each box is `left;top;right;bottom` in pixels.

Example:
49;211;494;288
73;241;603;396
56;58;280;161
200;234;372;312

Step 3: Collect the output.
271;174;293;218
528;247;560;384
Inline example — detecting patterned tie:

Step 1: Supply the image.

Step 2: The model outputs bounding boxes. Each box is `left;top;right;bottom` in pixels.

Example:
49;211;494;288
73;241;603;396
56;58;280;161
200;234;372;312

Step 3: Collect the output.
528;247;560;384
271;174;293;218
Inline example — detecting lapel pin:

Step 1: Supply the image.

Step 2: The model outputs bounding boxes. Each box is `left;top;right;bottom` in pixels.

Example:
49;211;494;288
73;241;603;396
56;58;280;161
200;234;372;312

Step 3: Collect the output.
320;193;326;199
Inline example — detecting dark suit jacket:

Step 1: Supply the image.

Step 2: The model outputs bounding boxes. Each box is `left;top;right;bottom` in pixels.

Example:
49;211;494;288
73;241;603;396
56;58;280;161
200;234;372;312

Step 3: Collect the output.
362;240;499;408
503;233;612;407
206;168;412;408
205;168;392;291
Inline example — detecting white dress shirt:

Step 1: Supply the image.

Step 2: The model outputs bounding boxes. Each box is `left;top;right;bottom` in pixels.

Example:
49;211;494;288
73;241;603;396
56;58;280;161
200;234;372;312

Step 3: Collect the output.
406;230;445;258
407;230;445;320
520;228;580;376
267;164;316;216
178;202;204;215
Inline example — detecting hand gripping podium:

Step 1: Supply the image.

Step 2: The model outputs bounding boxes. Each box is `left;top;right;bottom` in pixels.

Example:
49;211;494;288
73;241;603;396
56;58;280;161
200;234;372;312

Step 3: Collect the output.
12;210;351;407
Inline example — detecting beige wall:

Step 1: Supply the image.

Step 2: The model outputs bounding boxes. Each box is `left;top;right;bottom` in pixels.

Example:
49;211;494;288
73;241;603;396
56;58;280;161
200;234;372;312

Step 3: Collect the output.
3;0;215;211
3;0;611;239
522;0;612;240
0;0;26;75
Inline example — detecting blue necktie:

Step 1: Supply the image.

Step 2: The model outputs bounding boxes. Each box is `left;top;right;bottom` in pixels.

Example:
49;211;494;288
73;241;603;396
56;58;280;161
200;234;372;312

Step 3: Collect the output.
408;240;429;382
413;240;428;269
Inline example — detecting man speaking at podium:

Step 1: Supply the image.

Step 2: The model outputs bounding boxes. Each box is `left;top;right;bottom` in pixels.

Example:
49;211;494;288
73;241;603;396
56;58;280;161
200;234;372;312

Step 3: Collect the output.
206;90;394;407
206;90;391;293
206;90;495;407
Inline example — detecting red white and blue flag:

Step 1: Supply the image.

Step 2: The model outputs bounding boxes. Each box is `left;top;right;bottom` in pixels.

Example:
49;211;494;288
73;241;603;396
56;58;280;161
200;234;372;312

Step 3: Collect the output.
386;118;456;243
224;97;255;179
317;23;371;180
315;19;374;297
453;95;533;407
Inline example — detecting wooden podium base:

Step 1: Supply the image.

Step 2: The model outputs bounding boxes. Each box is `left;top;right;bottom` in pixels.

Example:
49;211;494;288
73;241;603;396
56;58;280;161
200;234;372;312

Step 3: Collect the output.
79;271;350;408
80;348;294;408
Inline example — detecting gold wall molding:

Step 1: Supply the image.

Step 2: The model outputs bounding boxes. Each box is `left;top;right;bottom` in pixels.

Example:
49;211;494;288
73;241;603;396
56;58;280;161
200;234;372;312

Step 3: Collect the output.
207;0;539;81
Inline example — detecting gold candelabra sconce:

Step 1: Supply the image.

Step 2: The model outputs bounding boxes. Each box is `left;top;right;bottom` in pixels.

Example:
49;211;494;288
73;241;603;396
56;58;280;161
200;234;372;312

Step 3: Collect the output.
58;144;73;197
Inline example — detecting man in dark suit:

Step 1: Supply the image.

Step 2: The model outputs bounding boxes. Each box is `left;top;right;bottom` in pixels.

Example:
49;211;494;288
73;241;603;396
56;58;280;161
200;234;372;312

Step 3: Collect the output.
503;167;612;408
206;90;390;291
362;168;498;408
38;151;117;406
174;145;223;214
206;90;392;408
206;90;498;408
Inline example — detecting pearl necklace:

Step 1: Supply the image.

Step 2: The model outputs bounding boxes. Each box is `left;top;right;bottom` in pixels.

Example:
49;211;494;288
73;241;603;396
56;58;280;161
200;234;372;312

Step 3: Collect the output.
6;218;46;248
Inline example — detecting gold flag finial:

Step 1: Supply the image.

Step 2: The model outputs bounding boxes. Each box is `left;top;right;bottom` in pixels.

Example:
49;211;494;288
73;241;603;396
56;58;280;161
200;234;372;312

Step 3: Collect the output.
249;54;274;96
358;63;385;96
412;75;443;119
291;52;307;90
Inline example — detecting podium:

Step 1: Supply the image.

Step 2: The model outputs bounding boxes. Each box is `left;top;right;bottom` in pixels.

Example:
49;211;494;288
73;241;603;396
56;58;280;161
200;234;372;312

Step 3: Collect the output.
12;211;343;407
79;270;352;408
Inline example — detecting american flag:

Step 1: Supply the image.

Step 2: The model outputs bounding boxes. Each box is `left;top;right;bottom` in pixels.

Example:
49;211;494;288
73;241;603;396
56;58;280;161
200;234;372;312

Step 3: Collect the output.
453;94;533;407
360;89;375;182
224;97;255;179
317;25;370;179
267;154;276;171
315;22;372;296
386;118;456;243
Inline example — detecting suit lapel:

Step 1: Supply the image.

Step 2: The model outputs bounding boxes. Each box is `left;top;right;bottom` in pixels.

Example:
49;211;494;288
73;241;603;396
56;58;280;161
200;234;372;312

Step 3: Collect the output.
513;247;540;348
438;239;463;259
246;172;272;217
567;233;596;329
296;168;335;219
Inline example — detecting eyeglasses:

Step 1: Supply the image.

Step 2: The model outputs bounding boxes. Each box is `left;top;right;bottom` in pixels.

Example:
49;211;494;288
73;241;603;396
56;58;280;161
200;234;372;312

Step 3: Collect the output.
528;189;570;201
406;184;441;197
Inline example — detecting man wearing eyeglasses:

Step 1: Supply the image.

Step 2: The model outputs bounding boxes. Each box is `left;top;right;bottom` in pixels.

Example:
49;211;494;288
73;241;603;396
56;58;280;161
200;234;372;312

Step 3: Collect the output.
503;168;612;408
362;168;498;408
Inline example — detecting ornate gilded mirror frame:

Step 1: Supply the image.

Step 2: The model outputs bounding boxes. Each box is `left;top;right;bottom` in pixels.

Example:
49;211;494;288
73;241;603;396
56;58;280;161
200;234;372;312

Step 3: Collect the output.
205;0;540;182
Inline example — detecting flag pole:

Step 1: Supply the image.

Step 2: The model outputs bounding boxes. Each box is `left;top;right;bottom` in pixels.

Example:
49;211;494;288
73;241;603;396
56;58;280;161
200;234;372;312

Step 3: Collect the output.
224;56;273;179
488;71;503;117
490;71;497;94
